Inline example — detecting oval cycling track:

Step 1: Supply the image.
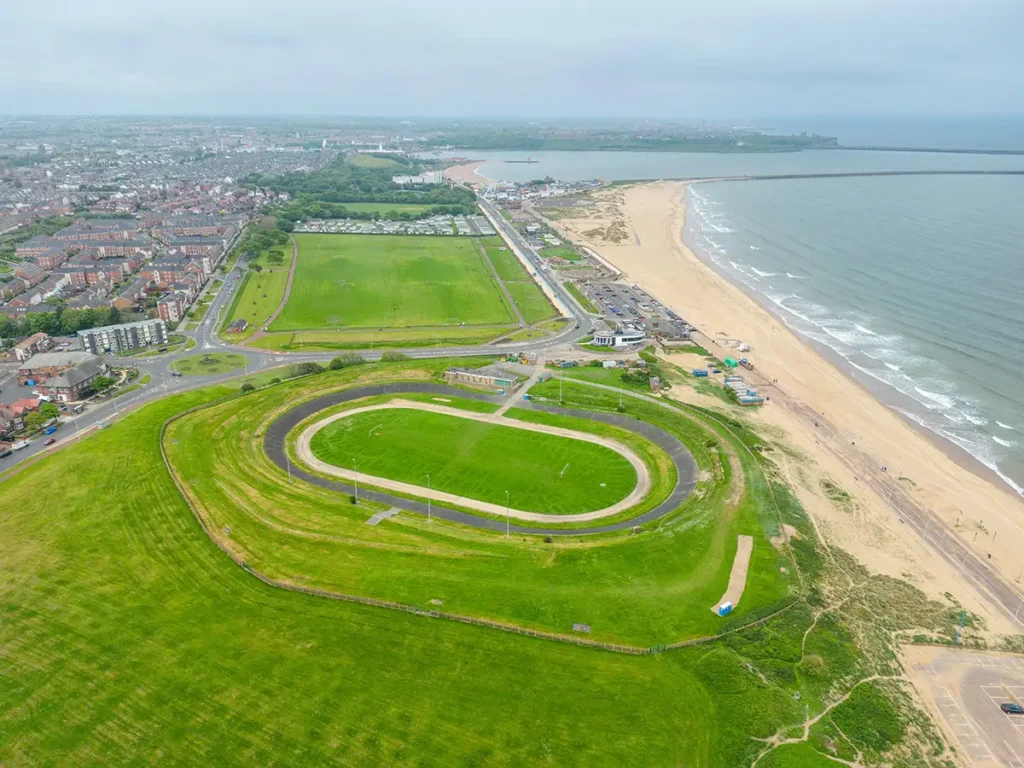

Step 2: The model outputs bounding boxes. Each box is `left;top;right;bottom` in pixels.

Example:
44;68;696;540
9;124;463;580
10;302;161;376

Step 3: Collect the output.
263;383;699;536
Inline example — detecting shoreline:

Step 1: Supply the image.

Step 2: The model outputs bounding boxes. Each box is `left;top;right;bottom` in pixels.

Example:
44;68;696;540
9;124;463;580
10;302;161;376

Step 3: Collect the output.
442;160;494;185
680;184;1024;501
548;180;1024;630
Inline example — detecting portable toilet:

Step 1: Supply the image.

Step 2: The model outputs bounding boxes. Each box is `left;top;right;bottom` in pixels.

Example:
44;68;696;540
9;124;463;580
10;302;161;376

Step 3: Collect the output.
523;393;532;401
718;602;733;617
724;357;738;368
691;369;708;377
497;388;505;396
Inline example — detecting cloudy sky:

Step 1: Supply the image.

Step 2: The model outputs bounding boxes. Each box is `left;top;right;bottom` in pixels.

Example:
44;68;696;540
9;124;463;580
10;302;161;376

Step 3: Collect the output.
1;0;1022;117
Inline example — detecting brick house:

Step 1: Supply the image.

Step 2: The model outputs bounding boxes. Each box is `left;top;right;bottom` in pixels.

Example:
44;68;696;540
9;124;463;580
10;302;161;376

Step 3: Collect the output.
18;351;100;385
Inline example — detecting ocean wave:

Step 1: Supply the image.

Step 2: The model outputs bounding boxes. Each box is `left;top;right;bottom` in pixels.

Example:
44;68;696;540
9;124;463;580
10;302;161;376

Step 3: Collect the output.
750;267;778;278
994;435;1017;448
884;362;901;372
914;386;957;411
997;421;1015;430
786;272;805;280
854;324;877;336
750;245;761;250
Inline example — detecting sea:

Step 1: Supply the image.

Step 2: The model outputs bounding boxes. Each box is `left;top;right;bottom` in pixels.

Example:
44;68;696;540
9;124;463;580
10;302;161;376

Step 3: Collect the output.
465;121;1024;493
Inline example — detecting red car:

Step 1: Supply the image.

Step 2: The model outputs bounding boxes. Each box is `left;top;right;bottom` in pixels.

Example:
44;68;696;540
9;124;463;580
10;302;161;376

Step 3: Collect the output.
43;438;56;446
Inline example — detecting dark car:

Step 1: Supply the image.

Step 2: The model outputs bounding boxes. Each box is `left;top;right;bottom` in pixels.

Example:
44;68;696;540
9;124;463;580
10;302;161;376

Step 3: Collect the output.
0;448;12;459
43;438;56;446
1001;702;1024;715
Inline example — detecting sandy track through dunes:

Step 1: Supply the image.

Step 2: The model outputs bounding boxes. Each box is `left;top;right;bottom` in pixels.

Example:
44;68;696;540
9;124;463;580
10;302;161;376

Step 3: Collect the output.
294;399;651;523
713;535;754;613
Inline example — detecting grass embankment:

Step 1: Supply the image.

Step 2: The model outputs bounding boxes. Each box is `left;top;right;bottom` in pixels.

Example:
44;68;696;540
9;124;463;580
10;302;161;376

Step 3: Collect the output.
309;407;639;514
505;281;557;324
566;281;598;313
273;234;513;331
0;358;966;765
248;325;514;352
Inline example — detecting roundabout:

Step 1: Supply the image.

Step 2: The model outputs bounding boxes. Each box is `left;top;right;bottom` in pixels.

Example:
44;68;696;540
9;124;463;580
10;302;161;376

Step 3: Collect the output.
264;382;699;535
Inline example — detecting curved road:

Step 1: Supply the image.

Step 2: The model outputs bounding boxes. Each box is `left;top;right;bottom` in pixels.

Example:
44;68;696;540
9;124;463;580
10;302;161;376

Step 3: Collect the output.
263;383;699;536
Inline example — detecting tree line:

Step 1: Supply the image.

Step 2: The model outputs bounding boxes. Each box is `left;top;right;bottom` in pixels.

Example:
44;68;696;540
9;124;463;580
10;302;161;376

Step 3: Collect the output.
0;305;124;341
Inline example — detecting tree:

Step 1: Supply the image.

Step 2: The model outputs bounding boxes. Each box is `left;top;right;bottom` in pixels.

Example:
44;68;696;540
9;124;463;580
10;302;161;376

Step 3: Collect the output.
39;402;60;420
91;375;116;392
240;382;256;393
24;412;47;432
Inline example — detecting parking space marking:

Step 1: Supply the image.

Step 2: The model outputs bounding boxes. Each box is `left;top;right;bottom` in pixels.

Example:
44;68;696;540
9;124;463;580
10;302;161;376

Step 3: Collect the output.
936;686;994;759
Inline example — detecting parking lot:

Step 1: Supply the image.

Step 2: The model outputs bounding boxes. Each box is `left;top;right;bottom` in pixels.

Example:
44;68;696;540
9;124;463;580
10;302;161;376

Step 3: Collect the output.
578;281;692;339
906;645;1024;767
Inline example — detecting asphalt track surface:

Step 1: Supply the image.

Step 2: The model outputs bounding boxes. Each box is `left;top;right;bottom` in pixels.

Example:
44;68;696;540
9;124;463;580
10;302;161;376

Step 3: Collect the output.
263;383;698;535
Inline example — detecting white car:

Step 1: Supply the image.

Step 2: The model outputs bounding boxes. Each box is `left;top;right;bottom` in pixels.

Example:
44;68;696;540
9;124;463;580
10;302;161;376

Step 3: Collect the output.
13;440;30;451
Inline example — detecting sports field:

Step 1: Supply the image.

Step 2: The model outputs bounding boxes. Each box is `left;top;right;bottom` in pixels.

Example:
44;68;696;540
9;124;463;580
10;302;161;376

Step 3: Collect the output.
0;358;958;765
308;407;639;514
271;234;513;331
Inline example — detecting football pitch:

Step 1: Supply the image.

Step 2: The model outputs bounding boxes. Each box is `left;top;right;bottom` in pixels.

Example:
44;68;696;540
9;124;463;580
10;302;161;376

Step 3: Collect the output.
270;234;514;331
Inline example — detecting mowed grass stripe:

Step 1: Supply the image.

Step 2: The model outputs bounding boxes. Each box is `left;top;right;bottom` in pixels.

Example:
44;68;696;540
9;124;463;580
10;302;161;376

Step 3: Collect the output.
506;281;558;324
308;408;637;514
272;234;513;331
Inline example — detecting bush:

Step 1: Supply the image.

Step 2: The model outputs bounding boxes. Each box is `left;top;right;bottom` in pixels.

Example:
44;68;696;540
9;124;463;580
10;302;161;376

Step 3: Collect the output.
380;351;410;363
287;362;324;378
240;383;256;393
330;353;367;370
831;683;905;753
269;378;282;385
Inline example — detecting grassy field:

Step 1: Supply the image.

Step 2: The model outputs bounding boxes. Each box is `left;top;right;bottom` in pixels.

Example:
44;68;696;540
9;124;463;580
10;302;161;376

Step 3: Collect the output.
336;202;433;215
224;268;290;337
540;246;582;262
0;358;957;765
506;281;557;324
248;325;514;351
308;406;640;514
272;234;513;331
170;352;247;376
348;153;401;168
483;242;529;282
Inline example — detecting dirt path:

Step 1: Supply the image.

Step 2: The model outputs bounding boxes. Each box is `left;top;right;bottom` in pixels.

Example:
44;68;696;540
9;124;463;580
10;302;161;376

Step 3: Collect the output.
293;399;652;523
713;535;754;613
248;236;298;342
495;358;545;417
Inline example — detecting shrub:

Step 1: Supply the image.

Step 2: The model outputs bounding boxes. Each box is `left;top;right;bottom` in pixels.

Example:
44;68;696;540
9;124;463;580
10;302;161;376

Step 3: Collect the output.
380;351;410;362
287;362;324;378
330;353;367;370
240;383;256;393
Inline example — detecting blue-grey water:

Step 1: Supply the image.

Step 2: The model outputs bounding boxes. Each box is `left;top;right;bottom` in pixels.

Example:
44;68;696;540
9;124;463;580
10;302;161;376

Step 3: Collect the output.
686;176;1024;494
467;148;1024;183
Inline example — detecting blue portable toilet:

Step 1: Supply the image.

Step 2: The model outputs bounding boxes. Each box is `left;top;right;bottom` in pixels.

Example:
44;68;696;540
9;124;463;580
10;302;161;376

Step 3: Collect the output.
523;393;532;401
717;602;733;617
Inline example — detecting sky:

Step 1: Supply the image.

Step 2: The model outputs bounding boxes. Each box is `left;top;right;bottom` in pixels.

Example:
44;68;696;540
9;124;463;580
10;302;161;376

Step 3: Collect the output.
2;0;1023;117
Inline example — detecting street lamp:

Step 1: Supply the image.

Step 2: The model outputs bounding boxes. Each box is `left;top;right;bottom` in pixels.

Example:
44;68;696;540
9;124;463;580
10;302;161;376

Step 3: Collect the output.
505;490;510;539
353;458;359;504
426;473;431;523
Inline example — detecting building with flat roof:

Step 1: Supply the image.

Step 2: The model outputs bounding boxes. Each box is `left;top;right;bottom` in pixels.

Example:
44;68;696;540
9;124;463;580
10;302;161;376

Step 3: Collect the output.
78;318;168;355
591;324;647;348
443;365;519;391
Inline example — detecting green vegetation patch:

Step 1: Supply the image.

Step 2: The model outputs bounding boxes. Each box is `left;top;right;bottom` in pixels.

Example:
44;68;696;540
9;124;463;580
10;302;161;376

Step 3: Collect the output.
224;269;289;337
272;234;513;331
505;281;557;324
539;246;582;262
170;352;248;376
566;281;598;313
308;406;638;514
335;202;433;215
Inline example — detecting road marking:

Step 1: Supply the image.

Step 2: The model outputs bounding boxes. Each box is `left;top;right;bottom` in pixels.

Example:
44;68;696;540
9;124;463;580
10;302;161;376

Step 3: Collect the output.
937;686;993;759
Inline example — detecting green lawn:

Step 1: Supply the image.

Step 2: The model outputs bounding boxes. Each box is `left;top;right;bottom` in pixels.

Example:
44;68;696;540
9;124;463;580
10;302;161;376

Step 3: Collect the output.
540;246;582;262
336;202;433;215
308;407;639;514
0;357;941;766
506;281;557;324
485;243;530;281
348;153;401;168
170;352;247;376
272;234;513;331
224;269;289;335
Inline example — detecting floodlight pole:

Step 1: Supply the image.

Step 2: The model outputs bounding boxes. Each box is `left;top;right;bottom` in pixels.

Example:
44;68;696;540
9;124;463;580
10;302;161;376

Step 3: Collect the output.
286;450;292;483
426;473;431;523
1016;597;1023;622
505;490;510;539
353;458;359;504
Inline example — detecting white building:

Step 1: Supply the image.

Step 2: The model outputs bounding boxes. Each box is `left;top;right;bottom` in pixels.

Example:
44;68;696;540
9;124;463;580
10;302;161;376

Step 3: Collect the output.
591;325;647;348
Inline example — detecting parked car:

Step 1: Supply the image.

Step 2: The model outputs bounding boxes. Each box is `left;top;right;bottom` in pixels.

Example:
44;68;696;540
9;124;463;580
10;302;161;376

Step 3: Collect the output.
43;426;57;435
1002;703;1024;715
171;371;183;377
43;438;56;446
12;440;30;451
0;448;12;459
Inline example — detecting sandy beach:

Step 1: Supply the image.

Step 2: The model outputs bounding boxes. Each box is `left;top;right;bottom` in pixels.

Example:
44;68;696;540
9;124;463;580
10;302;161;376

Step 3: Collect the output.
549;181;1024;634
443;160;491;185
